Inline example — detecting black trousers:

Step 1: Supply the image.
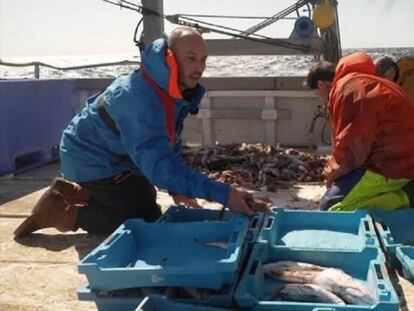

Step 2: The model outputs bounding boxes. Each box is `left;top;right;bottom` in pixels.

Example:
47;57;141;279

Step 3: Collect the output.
75;173;161;234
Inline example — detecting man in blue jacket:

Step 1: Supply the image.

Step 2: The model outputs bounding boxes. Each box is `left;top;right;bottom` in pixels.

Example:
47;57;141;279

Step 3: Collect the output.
14;27;255;237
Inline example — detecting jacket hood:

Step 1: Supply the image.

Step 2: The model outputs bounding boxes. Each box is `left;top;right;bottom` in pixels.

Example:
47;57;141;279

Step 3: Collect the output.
141;38;183;99
333;52;376;85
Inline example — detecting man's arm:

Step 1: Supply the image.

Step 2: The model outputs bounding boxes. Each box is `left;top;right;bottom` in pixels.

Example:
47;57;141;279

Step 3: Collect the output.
325;92;379;185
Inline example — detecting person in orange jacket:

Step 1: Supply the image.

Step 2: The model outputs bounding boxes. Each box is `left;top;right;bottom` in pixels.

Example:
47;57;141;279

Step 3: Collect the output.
305;52;414;211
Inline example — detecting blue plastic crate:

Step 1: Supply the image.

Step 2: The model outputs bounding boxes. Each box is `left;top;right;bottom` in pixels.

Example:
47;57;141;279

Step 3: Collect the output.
369;209;414;272
158;205;263;243
136;295;234;311
79;217;249;291
396;247;414;282
78;286;234;311
257;208;379;251
157;205;237;222
234;243;399;310
0;79;74;175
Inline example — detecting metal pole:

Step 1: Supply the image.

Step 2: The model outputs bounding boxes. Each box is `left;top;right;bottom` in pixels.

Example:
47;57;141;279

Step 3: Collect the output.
141;0;165;47
322;0;341;63
34;64;40;79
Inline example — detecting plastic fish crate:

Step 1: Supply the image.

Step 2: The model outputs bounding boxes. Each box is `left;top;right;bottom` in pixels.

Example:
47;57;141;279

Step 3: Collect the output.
79;217;249;291
136;295;234;311
257;208;379;251
369;209;414;272
158;205;263;243
77;286;234;311
234;243;399;310
396;247;414;282
157;205;238;222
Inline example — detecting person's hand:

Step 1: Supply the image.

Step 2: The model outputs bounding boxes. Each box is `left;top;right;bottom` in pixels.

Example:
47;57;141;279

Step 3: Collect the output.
226;187;255;216
322;166;332;187
172;195;202;209
245;197;273;214
323;162;336;187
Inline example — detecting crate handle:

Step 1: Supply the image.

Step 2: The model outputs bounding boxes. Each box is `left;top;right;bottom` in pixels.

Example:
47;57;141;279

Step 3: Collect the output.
378;220;389;232
250;216;259;229
312;308;337;311
101;232;122;248
265;217;274;229
94;250;107;261
363;220;372;233
374;263;384;280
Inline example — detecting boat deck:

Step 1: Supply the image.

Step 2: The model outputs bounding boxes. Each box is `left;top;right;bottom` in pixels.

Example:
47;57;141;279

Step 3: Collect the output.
0;163;412;311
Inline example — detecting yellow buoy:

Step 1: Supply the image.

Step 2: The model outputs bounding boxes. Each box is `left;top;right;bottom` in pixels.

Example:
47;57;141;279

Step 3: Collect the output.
397;56;414;105
312;0;335;29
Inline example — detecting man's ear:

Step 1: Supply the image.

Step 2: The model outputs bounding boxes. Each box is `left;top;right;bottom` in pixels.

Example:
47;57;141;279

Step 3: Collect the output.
316;80;325;90
317;80;332;90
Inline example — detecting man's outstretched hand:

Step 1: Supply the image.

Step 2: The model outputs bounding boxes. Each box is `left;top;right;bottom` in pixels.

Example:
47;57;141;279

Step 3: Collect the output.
226;187;255;216
226;187;274;216
172;195;202;209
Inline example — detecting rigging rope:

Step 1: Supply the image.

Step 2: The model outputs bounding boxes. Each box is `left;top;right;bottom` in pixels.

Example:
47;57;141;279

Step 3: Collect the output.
101;0;312;52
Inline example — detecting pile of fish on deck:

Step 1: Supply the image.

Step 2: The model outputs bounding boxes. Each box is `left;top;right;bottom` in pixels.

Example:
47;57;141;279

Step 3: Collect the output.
183;143;329;191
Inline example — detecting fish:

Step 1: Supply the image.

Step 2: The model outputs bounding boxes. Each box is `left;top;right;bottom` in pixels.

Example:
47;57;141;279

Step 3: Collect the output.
263;261;325;283
194;238;228;249
263;261;375;305
163;286;179;298
312;268;375;305
273;283;346;304
140;286;165;297
183;287;212;300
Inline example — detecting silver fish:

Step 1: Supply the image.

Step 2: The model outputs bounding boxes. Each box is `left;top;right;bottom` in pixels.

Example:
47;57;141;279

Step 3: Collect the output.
263;261;375;305
273;283;346;305
312;268;375;305
194;238;228;249
263;261;325;283
183;287;212;300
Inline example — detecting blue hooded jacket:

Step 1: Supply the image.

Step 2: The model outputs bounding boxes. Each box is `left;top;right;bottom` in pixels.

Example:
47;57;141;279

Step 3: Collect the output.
60;39;230;205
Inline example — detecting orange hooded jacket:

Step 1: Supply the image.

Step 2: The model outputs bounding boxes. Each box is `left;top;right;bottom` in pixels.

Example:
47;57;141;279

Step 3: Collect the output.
325;52;414;184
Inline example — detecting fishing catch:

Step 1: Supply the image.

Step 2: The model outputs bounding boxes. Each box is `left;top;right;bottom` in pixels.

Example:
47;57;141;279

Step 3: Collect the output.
273;283;346;304
263;260;375;305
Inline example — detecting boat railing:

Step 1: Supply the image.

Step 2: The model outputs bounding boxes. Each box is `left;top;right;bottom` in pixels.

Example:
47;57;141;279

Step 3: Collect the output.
0;60;141;79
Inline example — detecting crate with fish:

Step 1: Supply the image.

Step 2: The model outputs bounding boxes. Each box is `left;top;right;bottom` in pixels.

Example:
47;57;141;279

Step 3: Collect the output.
78;216;249;291
77;286;235;311
158;205;263;243
234;243;399;310
78;238;253;309
369;209;414;270
257;208;379;252
396;247;414;282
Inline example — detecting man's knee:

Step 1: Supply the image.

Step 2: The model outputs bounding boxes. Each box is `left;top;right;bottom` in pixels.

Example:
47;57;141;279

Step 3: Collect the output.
319;183;348;211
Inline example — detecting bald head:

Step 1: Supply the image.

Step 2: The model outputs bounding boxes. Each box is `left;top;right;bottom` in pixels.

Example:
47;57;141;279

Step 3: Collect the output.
167;27;208;90
167;27;204;52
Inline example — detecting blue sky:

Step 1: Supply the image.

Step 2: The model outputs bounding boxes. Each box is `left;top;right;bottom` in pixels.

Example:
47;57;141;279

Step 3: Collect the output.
1;0;413;57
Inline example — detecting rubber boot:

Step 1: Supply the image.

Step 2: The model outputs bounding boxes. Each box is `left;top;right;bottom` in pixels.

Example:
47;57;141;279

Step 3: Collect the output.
32;177;89;214
14;178;89;238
